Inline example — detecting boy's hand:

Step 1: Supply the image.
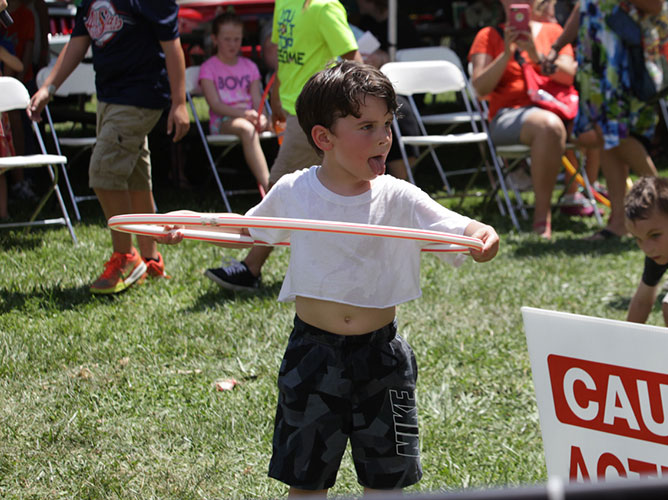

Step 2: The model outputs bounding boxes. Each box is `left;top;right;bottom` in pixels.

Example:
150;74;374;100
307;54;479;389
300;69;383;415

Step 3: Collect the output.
154;227;184;245
466;223;499;263
151;209;197;245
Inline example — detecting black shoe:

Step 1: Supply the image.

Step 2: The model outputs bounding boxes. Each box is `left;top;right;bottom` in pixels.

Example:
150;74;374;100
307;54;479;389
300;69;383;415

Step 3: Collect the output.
204;258;261;292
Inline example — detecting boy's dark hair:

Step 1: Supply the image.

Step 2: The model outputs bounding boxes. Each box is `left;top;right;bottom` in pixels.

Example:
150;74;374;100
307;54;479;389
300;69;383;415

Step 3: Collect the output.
296;61;398;154
212;11;243;35
625;176;668;221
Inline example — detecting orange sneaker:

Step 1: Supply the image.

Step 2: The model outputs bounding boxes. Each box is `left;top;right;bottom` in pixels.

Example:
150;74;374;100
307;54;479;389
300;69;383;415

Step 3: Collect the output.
90;248;147;294
143;252;170;278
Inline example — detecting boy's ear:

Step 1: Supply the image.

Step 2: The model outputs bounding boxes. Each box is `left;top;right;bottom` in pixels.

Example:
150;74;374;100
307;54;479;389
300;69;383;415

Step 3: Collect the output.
311;125;333;152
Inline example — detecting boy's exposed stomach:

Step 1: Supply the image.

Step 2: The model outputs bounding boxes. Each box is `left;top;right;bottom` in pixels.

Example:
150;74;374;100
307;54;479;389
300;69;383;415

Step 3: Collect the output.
295;296;396;335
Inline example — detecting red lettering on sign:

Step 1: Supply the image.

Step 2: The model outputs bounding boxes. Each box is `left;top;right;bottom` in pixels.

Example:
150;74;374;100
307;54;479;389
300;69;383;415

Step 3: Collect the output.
548;355;668;445
568;446;665;481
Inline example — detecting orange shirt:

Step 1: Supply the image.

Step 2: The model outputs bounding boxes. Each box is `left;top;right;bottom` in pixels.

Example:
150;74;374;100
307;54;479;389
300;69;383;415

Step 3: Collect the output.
468;23;573;120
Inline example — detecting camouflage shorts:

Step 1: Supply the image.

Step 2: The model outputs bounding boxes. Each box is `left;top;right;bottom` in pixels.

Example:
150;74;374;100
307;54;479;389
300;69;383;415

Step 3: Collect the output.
268;315;422;491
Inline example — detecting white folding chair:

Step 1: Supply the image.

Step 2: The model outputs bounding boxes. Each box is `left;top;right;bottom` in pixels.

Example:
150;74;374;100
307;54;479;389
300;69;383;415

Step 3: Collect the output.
395;46;511;213
36;63;97;221
381;60;521;230
185;65;275;212
0;77;77;243
396;46;486;134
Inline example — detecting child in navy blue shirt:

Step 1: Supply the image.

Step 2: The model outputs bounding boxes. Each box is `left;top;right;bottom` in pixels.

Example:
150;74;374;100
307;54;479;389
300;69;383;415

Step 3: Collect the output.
28;0;190;295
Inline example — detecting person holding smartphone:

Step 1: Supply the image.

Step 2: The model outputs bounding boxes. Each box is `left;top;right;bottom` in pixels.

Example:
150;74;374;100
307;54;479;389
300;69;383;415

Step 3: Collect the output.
468;0;577;239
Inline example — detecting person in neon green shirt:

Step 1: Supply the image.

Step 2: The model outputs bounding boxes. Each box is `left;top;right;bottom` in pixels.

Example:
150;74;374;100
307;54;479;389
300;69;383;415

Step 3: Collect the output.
272;0;359;117
204;0;362;292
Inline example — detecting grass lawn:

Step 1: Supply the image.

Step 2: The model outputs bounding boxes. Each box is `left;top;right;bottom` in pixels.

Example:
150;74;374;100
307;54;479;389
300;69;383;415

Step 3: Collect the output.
1;173;660;500
3;95;668;498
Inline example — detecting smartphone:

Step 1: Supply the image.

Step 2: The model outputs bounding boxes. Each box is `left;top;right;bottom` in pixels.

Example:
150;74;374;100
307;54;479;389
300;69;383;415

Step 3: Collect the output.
509;4;530;34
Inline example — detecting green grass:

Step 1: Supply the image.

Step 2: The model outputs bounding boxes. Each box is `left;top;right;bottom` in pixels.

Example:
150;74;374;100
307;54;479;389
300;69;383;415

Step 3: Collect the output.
0;172;663;499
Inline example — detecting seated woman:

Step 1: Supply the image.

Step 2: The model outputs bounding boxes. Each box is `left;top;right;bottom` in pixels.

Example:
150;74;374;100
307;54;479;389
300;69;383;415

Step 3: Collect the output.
468;0;577;239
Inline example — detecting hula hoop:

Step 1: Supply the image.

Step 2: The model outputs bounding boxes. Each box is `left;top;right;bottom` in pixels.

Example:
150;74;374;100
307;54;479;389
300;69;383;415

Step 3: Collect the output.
108;213;484;253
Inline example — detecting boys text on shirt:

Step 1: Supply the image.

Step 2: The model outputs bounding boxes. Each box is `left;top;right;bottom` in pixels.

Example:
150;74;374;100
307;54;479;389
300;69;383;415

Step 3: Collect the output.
199;55;262;124
246;166;472;308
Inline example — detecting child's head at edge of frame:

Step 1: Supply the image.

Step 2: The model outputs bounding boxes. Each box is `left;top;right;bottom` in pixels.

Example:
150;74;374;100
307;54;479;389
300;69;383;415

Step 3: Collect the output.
295;60;398;159
625;176;668;263
625;177;668;223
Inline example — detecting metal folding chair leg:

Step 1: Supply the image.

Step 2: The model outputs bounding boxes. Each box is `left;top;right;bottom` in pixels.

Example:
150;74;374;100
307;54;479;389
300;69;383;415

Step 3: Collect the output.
186;91;232;212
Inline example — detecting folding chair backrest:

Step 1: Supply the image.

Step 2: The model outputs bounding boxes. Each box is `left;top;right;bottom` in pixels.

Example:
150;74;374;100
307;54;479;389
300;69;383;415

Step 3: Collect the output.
0;77;30;113
381;60;466;96
0;76;78;242
396;46;465;73
37;63;96;97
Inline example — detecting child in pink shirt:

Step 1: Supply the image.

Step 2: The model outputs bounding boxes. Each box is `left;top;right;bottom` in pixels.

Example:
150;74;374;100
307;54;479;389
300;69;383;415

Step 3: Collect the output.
199;12;271;193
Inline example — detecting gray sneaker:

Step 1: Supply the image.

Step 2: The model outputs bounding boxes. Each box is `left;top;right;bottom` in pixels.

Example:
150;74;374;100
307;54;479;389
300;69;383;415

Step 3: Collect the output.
204;258;261;292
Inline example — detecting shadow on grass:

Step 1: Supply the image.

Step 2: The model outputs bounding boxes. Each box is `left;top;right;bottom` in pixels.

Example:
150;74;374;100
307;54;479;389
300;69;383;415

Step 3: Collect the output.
607;291;668;314
0;284;93;313
605;293;631;311
511;234;636;257
0;230;54;251
186;280;283;312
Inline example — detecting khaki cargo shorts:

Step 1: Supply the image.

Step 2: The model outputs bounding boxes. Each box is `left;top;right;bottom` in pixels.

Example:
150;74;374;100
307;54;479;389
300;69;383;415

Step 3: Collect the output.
268;112;322;186
89;102;163;191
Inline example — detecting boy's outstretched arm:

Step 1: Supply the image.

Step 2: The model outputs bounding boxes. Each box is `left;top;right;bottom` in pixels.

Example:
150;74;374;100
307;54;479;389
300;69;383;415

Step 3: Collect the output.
464;220;499;263
627;281;658;324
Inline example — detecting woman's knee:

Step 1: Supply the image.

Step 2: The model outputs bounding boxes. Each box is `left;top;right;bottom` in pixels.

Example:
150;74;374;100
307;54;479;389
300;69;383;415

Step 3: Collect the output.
525;111;566;147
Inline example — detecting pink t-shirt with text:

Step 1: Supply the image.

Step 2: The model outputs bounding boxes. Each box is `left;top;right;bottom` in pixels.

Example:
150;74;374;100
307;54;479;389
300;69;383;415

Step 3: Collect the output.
199;55;261;123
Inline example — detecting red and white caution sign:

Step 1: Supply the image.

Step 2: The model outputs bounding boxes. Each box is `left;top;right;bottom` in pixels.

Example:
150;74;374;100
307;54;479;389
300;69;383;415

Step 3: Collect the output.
522;307;668;483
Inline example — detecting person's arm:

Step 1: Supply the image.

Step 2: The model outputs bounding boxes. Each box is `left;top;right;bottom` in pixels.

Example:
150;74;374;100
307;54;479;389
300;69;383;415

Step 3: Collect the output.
463;220;499;263
514;25;576;85
200;78;248;118
627;280;658;323
200;77;264;128
269;74;285;129
471;26;520;98
159;37;190;142
154;211;252;247
28;35;90;121
544;2;579;72
362;48;389;69
548;53;576;85
341;49;363;63
0;45;23;74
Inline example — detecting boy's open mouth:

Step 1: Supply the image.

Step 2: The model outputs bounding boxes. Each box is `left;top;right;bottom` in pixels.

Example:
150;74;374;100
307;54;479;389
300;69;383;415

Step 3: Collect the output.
368;155;386;175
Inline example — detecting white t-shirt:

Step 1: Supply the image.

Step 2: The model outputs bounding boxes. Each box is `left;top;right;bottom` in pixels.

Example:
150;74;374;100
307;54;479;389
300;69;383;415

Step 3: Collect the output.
246;166;473;308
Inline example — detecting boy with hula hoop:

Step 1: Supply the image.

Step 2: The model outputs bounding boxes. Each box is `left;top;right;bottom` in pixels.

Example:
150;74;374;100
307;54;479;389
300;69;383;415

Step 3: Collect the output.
163;61;499;496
